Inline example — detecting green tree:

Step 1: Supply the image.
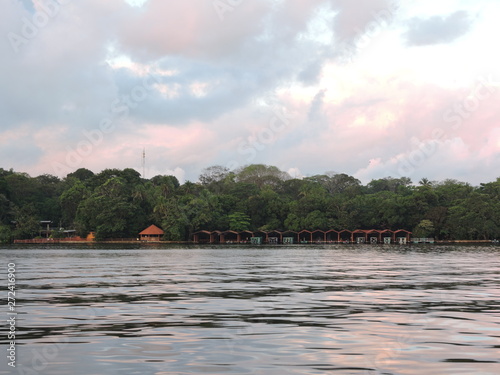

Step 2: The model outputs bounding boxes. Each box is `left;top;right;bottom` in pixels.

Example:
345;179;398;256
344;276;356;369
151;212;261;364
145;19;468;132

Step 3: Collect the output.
284;212;301;231
75;177;145;239
0;194;13;225
236;164;290;189
60;179;89;227
303;210;328;230
307;172;361;196
413;219;435;238
67;168;95;183
228;212;251;231
12;204;40;240
153;197;188;241
446;192;500;240
367;177;412;194
199;165;233;194
247;188;286;230
0;225;12;243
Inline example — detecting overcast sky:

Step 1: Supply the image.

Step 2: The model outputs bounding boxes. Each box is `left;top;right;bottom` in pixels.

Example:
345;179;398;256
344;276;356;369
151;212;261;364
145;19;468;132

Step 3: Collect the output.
1;0;499;184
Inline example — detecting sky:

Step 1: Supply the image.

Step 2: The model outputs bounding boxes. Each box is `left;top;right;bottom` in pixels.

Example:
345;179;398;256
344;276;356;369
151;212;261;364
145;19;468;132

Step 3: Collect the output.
1;0;500;184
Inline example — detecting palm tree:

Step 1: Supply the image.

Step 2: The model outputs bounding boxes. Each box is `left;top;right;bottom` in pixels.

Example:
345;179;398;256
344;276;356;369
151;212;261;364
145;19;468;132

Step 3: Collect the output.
419;178;432;187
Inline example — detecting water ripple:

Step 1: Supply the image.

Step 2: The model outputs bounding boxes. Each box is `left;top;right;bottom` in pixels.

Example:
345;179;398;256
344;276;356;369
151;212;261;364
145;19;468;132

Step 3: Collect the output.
0;245;499;375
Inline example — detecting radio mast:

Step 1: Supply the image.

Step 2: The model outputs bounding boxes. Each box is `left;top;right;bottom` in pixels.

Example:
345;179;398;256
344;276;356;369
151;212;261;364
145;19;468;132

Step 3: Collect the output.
142;147;146;179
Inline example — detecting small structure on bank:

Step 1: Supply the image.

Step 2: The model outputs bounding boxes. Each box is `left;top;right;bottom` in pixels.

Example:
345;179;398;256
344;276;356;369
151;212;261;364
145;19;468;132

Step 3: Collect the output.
139;225;164;242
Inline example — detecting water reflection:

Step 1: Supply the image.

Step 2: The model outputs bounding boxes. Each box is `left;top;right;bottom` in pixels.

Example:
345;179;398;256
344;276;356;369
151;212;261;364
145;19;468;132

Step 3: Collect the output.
0;245;499;374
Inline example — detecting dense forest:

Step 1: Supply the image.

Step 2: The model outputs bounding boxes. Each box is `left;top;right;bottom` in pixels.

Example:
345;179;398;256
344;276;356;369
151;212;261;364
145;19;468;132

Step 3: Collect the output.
1;164;499;243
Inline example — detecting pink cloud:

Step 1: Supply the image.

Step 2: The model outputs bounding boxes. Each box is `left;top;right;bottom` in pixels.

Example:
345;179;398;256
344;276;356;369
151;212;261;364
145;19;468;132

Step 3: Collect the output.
117;0;271;60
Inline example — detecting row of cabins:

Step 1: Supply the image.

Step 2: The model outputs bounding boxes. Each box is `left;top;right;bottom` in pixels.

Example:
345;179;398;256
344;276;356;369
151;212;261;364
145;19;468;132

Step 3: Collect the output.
193;229;413;245
14;224;420;244
13;223;417;244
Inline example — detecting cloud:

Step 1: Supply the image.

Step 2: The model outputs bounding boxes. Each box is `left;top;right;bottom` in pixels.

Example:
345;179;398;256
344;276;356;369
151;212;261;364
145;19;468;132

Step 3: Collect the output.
331;0;396;41
1;1;499;186
1;0;399;135
308;89;328;122
353;136;500;185
404;10;473;46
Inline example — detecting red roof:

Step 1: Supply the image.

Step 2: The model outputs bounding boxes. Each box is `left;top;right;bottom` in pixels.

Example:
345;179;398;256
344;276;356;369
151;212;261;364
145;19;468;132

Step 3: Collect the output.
139;225;164;235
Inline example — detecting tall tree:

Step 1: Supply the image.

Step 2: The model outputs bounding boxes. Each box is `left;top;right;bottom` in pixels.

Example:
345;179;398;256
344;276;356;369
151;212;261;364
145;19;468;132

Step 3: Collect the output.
236;164;290;189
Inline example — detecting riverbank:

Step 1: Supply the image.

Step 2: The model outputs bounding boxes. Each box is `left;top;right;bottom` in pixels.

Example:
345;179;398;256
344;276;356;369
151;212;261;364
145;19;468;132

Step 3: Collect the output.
13;238;187;245
12;239;496;245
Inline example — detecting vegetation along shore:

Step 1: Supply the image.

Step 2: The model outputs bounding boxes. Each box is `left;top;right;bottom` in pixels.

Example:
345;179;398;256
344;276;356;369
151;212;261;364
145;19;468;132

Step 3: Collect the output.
1;164;500;244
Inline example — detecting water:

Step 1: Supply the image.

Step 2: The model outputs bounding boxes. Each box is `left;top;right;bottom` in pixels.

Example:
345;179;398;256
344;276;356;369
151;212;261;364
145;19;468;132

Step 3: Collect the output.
0;244;499;375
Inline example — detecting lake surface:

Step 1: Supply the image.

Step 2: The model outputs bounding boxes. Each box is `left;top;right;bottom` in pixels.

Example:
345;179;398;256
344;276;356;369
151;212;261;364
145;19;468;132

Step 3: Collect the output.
0;244;499;375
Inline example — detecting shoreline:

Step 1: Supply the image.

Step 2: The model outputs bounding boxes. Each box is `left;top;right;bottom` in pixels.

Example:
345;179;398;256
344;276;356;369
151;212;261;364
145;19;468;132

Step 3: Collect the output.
10;239;497;245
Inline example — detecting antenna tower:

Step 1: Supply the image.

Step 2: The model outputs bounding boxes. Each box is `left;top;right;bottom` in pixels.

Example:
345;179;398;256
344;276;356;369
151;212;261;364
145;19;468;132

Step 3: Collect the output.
142;147;146;179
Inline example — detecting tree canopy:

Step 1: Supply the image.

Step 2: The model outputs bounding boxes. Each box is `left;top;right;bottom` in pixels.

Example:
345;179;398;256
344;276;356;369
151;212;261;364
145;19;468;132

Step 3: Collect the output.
1;165;500;242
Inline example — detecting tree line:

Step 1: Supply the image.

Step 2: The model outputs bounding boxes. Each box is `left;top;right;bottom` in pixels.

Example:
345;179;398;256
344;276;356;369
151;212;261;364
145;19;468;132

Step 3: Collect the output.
1;164;499;243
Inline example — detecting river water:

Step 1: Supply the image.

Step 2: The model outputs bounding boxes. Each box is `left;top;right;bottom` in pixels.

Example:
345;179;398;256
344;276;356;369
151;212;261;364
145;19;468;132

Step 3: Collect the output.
0;244;499;375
